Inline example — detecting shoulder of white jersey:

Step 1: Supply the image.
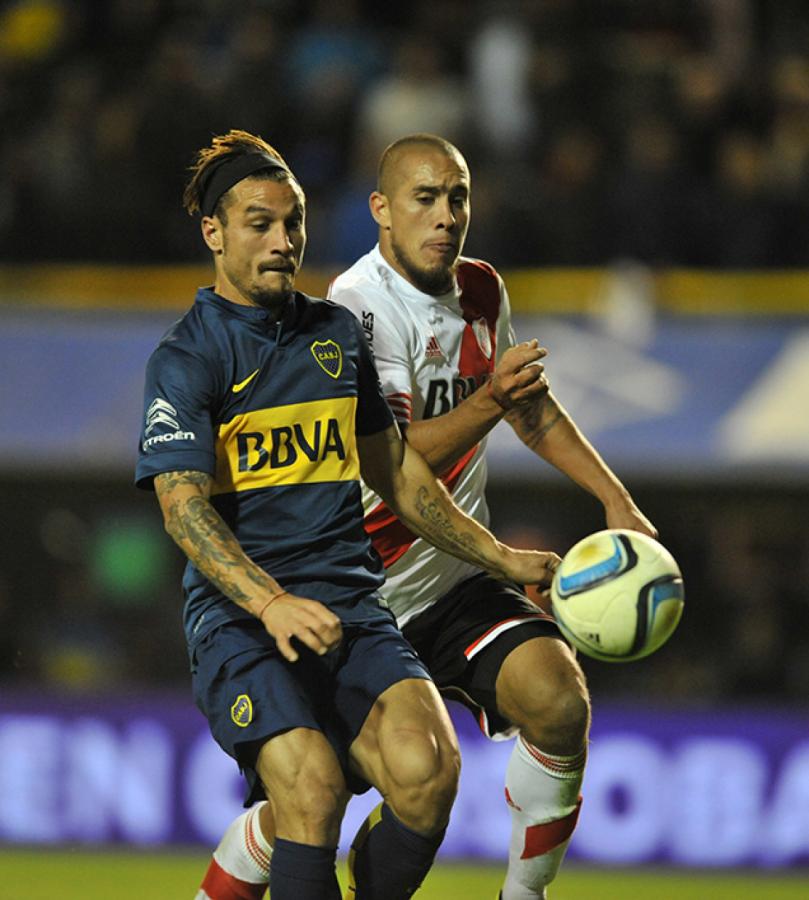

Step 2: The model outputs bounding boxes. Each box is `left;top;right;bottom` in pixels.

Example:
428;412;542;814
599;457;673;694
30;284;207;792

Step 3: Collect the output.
455;255;510;319
328;249;383;299
328;282;378;317
329;254;411;331
456;255;503;285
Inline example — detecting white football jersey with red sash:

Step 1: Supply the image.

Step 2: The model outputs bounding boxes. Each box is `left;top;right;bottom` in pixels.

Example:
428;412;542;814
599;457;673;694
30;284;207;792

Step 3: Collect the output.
328;245;516;626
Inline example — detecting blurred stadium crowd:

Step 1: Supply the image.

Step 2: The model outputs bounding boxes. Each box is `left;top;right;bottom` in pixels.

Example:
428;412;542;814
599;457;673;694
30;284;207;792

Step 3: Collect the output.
2;0;809;266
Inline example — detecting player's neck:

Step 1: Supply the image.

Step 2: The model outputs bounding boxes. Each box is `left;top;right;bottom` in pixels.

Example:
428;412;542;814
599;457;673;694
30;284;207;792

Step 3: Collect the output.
213;276;289;320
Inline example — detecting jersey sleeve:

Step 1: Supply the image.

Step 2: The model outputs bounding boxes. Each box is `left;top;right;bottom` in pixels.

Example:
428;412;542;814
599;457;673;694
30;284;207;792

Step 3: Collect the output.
494;272;517;365
331;285;415;426
135;343;219;490
350;313;395;436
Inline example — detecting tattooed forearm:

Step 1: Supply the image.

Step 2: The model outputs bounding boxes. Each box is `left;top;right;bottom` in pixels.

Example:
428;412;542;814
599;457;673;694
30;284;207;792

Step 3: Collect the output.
530;407;564;445
155;470;212;493
156;471;275;611
170;496;256;605
508;395;544;432
509;396;564;450
413;486;506;576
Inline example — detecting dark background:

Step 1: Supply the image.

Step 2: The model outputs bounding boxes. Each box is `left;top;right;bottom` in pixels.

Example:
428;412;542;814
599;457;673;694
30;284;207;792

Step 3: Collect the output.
1;0;807;710
3;474;807;710
2;0;809;267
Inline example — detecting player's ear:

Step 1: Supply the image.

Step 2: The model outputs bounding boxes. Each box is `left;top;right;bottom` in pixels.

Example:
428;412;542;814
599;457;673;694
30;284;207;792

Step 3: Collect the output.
201;216;223;254
369;191;391;229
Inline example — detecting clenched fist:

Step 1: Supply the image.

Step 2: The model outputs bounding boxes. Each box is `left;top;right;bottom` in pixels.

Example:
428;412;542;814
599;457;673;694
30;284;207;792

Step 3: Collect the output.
488;339;550;410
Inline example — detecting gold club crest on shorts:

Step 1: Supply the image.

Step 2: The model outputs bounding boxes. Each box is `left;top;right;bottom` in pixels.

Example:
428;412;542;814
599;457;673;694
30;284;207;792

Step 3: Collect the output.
231;693;253;727
311;340;343;378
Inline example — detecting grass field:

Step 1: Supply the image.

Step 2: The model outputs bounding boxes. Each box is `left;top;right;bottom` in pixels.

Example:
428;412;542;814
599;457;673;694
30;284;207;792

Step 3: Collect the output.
2;850;809;900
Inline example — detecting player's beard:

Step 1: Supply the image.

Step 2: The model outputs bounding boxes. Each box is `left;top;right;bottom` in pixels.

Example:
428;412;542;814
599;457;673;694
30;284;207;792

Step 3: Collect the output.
225;264;295;316
248;261;299;314
221;230;299;315
247;282;293;314
390;237;456;296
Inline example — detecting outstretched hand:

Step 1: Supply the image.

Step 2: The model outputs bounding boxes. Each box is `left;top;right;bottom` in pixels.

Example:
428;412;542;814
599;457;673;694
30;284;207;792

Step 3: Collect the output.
605;497;658;539
258;592;343;662
500;548;562;590
488;339;549;410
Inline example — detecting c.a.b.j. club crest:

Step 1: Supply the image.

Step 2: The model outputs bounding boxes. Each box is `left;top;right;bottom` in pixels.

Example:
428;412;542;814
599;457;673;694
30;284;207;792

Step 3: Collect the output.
230;693;253;727
311;340;343;378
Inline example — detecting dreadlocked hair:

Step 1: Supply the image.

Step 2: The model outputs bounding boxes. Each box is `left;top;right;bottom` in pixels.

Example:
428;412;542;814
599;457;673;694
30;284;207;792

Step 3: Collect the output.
183;129;291;220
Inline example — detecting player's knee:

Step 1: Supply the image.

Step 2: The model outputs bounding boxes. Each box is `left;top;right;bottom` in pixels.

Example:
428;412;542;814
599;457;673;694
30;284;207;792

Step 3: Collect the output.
509;654;591;754
550;679;590;748
385;731;460;833
272;771;347;843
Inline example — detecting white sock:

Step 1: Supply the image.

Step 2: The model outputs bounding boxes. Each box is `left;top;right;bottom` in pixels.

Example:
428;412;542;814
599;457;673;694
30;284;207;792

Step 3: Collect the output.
501;736;585;900
195;802;272;899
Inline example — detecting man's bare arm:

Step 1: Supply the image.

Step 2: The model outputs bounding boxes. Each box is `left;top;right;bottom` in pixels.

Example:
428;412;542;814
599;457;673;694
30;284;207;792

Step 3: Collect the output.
404;340;549;473
357;426;560;587
506;393;657;536
155;470;280;608
154;471;341;661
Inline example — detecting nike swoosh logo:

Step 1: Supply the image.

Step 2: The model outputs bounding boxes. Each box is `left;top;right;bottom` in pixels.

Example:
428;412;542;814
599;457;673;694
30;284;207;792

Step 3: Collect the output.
231;368;260;393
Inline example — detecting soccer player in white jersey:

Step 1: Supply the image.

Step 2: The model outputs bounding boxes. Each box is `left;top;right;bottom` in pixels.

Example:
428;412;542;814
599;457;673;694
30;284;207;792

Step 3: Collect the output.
198;134;656;900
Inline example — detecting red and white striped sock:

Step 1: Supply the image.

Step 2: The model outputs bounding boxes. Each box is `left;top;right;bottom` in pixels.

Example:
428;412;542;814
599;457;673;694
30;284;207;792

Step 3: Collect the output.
195;802;272;900
501;736;586;900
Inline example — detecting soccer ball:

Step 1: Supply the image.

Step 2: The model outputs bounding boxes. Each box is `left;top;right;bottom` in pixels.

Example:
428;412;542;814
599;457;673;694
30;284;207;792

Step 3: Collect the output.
550;529;684;662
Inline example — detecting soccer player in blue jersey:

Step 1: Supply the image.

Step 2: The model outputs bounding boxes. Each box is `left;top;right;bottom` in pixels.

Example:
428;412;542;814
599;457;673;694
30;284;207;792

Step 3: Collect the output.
201;133;657;900
136;130;559;900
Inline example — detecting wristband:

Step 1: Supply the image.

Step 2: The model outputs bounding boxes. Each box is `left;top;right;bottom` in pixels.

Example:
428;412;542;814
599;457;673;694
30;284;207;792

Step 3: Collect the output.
487;379;510;412
255;590;290;619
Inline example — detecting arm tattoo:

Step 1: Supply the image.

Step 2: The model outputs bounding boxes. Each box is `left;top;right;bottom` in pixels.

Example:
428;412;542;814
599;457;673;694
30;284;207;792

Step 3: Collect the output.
512;397;564;450
533;407;564;442
155;470;211;493
413;486;502;573
156;471;267;609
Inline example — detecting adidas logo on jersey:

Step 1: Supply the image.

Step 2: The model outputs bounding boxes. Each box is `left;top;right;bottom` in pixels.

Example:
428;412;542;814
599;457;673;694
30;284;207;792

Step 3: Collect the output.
425;335;443;359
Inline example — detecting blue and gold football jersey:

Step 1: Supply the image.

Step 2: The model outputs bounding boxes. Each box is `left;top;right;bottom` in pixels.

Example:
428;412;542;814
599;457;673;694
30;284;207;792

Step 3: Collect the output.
135;288;394;647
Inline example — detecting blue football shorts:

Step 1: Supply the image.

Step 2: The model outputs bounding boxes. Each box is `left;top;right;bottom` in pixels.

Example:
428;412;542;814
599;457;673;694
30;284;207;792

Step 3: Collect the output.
402;573;563;738
190;612;430;803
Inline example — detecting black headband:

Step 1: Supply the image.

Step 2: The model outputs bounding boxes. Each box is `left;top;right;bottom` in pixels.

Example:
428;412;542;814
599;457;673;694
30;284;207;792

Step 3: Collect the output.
200;152;290;218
